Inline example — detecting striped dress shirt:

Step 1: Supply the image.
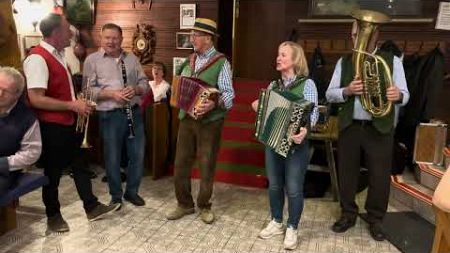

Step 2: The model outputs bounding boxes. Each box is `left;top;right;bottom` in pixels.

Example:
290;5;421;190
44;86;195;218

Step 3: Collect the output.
193;47;234;110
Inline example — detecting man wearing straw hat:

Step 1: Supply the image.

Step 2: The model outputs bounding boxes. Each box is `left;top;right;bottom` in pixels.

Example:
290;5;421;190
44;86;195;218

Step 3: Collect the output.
166;18;234;224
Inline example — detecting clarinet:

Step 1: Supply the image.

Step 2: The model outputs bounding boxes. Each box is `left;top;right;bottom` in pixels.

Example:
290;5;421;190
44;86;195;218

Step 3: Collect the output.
120;60;136;139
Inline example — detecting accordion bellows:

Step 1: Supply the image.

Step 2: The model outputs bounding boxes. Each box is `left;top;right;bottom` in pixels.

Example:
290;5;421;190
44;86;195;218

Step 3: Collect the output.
170;76;219;119
255;89;313;157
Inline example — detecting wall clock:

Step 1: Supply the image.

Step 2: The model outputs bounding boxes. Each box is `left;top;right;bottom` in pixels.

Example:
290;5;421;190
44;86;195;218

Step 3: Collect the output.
132;24;156;65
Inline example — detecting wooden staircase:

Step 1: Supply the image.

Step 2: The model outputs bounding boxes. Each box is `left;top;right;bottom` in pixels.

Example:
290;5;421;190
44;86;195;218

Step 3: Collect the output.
390;147;449;224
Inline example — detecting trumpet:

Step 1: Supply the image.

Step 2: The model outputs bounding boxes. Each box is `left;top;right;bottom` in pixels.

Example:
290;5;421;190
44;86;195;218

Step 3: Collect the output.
76;80;96;148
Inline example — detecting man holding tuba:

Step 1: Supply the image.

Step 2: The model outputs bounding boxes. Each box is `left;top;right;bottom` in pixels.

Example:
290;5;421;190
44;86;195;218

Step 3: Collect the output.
326;10;409;241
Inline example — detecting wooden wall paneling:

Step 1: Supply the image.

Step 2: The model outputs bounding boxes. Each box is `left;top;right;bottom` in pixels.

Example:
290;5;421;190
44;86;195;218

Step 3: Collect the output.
305;39;318;52
234;0;286;80
318;40;332;51
92;0;219;81
232;0;449;81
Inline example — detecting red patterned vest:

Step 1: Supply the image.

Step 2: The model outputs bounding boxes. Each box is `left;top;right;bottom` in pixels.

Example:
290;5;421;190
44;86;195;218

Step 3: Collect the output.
29;45;74;126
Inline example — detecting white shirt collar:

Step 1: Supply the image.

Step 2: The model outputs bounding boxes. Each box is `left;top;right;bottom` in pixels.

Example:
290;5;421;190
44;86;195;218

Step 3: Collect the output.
40;41;65;57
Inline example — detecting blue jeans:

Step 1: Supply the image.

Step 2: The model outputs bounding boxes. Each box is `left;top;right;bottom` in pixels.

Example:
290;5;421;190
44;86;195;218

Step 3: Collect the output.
265;141;309;229
99;106;145;202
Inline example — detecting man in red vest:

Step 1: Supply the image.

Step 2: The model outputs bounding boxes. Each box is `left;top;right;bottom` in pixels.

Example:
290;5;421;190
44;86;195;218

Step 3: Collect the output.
24;13;119;235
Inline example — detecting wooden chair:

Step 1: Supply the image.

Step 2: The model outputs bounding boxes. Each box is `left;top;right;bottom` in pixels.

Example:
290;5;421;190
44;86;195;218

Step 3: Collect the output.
432;205;450;253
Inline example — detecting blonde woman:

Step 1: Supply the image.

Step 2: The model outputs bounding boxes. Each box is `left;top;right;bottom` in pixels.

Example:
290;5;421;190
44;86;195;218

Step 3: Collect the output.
251;41;318;250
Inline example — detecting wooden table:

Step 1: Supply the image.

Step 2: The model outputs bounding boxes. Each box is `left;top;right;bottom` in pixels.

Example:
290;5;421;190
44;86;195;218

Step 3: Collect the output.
309;116;340;201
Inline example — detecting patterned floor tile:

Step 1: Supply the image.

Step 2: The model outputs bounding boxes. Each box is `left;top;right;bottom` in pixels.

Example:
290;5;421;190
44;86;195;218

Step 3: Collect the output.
0;175;402;253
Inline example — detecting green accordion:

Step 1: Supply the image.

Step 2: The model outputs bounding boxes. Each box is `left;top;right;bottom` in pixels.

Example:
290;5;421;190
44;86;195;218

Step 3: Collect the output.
255;89;314;157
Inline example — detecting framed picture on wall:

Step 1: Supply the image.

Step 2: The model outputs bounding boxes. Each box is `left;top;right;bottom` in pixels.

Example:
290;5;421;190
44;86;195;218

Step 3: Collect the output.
23;35;42;54
65;0;95;25
176;32;193;50
173;57;187;76
180;4;196;29
309;0;423;17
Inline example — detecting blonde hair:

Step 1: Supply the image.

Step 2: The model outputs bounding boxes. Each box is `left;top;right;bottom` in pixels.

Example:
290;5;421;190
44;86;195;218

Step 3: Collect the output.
279;41;309;76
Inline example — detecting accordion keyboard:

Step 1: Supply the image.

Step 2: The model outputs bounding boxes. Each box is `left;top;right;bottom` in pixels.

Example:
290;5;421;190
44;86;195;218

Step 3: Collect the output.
255;89;313;157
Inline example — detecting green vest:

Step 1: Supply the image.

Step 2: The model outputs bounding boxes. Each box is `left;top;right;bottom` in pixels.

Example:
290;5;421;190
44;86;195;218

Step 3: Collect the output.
270;76;307;99
339;51;395;134
177;53;227;123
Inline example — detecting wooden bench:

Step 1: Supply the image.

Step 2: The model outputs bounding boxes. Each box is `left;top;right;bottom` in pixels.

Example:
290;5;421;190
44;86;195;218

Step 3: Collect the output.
0;172;48;235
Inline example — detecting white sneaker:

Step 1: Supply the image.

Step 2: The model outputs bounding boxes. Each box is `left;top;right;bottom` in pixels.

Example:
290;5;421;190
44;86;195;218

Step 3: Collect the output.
259;220;284;239
283;227;298;250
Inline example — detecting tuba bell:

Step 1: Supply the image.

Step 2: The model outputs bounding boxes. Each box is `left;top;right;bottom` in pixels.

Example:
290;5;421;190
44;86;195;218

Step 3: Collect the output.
351;9;393;118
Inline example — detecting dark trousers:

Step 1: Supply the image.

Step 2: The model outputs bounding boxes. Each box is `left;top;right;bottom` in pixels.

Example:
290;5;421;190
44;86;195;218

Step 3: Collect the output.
174;117;224;209
39;122;99;218
337;122;393;224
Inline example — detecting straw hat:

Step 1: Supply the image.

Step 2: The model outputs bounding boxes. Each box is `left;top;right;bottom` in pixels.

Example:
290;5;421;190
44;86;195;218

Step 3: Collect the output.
191;18;218;36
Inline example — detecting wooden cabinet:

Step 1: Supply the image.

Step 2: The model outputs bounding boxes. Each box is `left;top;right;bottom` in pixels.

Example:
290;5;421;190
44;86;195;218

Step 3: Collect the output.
144;102;177;179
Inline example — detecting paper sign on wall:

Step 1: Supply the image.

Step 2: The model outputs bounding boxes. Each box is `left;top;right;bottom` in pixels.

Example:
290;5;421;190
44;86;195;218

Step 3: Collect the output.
436;2;450;30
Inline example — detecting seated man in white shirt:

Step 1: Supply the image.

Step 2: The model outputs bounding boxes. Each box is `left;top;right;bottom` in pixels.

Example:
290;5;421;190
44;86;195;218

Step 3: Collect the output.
0;67;42;196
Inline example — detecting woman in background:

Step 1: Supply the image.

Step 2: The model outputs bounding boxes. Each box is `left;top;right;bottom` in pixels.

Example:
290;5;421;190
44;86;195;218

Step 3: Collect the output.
251;41;318;250
141;62;170;110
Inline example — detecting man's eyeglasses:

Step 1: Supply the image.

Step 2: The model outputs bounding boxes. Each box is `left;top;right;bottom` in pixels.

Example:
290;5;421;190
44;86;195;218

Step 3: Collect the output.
190;33;207;38
0;87;16;96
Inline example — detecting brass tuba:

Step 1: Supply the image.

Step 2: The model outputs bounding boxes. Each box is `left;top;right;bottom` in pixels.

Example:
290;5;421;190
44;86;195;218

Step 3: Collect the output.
75;78;96;148
351;9;393;118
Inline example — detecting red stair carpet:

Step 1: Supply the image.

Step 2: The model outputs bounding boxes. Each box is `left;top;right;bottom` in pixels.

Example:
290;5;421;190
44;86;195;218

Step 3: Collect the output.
191;79;270;188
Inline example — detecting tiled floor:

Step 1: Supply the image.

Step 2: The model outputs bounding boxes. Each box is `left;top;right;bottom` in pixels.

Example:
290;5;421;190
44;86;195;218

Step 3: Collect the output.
0;171;403;253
